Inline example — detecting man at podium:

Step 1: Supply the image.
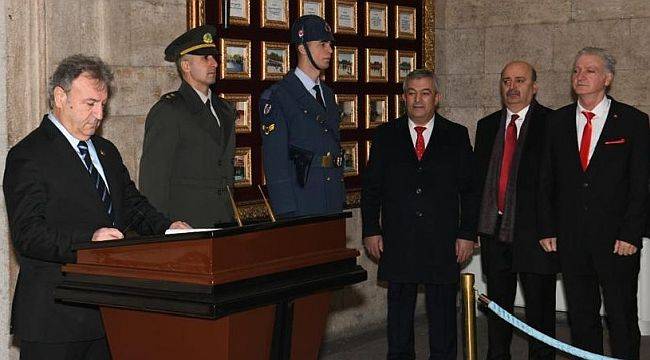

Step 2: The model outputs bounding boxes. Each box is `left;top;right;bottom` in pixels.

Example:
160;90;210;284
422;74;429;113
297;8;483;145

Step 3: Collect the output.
3;55;189;360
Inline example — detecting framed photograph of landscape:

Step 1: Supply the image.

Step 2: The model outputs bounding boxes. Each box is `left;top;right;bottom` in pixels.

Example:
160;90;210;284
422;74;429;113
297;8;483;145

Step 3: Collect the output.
334;46;358;81
299;0;325;18
365;94;388;128
228;0;250;26
365;2;388;37
366;48;388;82
334;0;358;34
219;93;252;133
395;6;417;39
261;41;290;80
341;141;359;177
336;94;358;130
220;39;251;79
396;50;417;82
234;147;253;187
261;0;289;29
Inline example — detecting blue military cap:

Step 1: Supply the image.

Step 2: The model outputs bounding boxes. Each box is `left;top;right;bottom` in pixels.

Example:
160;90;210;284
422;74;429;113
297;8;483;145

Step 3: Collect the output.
164;25;219;62
291;15;334;44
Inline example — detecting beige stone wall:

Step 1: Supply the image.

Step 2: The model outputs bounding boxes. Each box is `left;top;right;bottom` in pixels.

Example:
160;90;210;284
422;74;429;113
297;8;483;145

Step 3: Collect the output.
434;0;650;138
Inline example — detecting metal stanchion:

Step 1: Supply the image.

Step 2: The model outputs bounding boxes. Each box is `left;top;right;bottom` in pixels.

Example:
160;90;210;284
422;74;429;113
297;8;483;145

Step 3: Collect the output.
461;273;477;360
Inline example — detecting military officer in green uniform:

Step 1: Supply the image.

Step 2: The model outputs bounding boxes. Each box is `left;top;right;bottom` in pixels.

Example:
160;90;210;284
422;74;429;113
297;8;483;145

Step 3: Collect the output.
139;25;236;227
260;15;345;218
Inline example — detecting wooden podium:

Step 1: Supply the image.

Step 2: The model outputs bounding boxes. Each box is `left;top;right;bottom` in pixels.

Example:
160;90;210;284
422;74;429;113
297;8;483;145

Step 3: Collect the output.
55;213;366;360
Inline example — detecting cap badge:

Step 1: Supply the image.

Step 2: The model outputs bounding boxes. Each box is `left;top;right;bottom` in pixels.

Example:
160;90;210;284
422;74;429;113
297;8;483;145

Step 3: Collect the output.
203;33;213;44
298;28;304;38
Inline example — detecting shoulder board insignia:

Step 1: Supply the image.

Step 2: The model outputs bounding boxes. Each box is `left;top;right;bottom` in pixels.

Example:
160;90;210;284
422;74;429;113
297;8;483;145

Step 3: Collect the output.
262;123;276;135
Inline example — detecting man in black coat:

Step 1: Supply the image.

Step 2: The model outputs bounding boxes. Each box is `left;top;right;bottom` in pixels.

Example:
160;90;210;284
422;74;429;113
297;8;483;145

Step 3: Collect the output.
538;47;649;359
475;61;558;360
362;69;479;360
3;55;189;359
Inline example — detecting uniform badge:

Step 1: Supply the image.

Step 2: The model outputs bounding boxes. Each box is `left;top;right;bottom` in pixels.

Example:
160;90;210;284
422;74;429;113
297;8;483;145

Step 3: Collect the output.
325;23;331;33
298;29;304;38
203;33;213;44
262;123;276;135
99;149;105;156
264;103;272;115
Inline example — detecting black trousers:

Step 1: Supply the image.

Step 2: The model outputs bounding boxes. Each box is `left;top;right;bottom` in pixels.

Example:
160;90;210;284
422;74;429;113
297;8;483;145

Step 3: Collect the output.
562;253;640;360
484;240;557;360
386;282;458;360
20;338;110;360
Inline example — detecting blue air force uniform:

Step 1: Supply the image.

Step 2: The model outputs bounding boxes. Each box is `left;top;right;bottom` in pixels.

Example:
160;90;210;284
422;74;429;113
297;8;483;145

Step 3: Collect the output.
260;68;345;217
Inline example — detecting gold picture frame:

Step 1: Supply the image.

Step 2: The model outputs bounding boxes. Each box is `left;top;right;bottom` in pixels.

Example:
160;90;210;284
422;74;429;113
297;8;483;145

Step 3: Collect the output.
336;94;358;130
334;0;358;34
334;46;358;81
365;95;388;128
299;0;325;18
228;0;250;26
365;2;388;37
261;41;290;81
220;39;251;79
395;94;406;119
396;50;417;82
395;6;417;40
341;141;359;177
366;48;388;83
234;147;253;187
261;0;289;29
219;93;252;133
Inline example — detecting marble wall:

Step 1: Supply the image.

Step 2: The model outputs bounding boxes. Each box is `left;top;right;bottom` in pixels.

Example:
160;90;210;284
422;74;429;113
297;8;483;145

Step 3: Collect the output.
1;1;650;358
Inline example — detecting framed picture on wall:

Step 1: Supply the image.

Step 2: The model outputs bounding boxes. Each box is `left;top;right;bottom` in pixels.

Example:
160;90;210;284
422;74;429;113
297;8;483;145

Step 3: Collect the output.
336;94;358;130
396;50;417;82
299;0;325;18
341;142;359;177
234;147;253;187
395;94;406;119
366;95;388;128
228;0;250;26
261;41;290;80
334;0;357;34
365;2;388;37
366;48;388;82
395;6;417;39
219;93;252;133
220;39;251;79
334;46;358;81
261;0;289;29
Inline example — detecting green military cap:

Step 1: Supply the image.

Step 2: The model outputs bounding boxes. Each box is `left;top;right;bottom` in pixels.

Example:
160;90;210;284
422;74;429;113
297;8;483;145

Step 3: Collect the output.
164;25;219;62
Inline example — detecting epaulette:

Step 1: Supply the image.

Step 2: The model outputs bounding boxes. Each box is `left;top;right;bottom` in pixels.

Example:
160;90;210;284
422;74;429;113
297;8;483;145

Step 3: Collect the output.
160;91;180;102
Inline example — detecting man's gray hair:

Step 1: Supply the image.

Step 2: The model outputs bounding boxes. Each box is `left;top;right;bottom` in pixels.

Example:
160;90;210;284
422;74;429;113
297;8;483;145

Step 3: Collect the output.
47;54;114;109
402;69;440;93
574;47;616;75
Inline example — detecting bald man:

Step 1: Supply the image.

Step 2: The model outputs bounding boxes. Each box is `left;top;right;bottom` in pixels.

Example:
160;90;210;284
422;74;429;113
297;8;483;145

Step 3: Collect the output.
475;61;558;360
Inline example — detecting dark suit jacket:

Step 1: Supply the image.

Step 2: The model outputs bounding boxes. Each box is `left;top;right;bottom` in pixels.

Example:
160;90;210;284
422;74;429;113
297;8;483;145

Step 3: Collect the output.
139;81;236;227
475;101;558;274
361;115;479;283
538;98;649;274
259;70;345;217
3;116;171;342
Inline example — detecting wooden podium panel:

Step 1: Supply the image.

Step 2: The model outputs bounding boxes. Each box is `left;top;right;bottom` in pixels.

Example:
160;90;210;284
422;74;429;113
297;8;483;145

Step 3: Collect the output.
56;213;366;359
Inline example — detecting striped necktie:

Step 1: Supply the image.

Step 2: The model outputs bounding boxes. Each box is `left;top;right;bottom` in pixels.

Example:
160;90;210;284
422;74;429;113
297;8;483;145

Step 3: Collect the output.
77;141;115;225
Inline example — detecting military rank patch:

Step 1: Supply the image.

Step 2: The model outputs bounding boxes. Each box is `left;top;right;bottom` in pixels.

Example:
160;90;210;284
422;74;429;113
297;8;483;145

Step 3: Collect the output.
262;123;276;135
263;103;272;115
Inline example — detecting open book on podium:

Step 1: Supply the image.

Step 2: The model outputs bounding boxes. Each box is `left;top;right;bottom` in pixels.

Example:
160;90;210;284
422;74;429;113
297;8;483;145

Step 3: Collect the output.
55;212;366;360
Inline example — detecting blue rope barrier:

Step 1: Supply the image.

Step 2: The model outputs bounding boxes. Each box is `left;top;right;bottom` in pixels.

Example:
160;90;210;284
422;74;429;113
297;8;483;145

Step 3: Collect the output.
481;295;619;360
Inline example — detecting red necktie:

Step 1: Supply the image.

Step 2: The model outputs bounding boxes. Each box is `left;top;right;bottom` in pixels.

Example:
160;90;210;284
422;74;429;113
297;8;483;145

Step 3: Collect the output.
414;126;426;161
580;111;595;171
498;114;519;213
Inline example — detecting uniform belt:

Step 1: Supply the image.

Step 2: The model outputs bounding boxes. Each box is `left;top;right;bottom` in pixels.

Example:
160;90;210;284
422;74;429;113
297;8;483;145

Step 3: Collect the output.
314;153;343;168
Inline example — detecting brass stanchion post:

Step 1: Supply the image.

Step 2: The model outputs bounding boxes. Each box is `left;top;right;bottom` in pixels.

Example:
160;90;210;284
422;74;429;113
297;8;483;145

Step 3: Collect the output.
461;273;477;360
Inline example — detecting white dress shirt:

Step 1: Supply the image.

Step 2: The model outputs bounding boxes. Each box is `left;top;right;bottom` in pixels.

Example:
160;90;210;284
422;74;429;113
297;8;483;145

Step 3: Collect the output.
193;87;221;127
48;113;110;191
505;105;529;139
576;96;611;162
408;116;435;148
294;67;326;106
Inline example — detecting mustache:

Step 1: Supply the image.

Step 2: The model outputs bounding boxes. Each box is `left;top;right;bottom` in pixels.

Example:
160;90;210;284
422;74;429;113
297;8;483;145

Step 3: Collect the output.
506;90;520;97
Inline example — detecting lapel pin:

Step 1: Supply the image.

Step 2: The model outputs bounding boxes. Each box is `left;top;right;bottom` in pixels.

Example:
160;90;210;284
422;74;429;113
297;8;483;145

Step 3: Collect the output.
99;149;105;156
